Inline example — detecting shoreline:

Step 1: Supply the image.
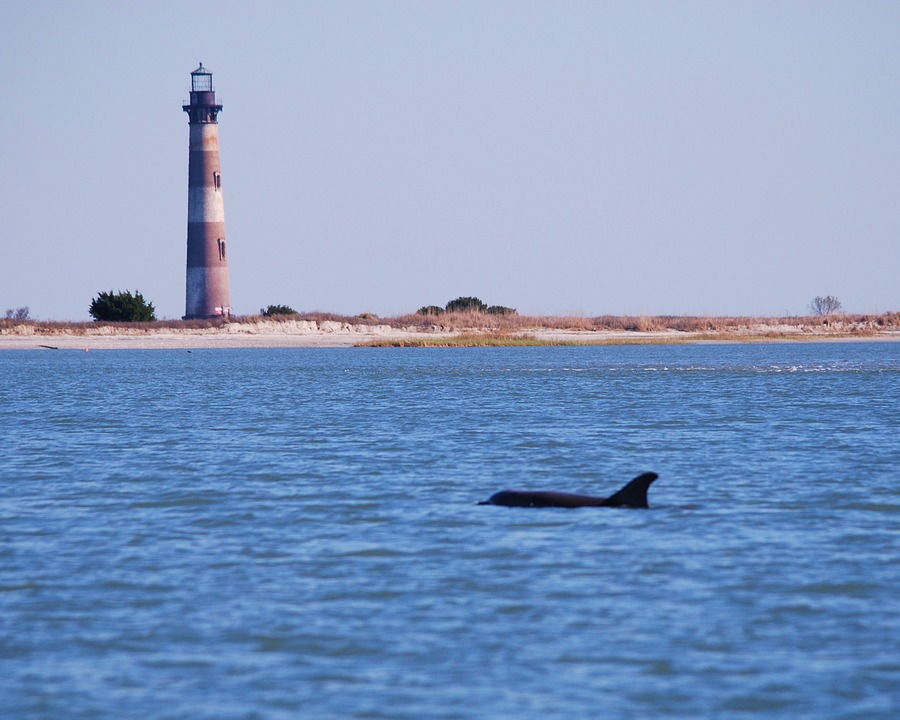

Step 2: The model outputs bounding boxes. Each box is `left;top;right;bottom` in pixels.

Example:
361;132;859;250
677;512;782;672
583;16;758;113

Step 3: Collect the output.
2;318;899;350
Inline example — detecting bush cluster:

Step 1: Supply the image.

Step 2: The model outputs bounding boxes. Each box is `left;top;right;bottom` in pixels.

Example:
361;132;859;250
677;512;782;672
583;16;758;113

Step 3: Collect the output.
4;306;29;320
89;290;156;322
417;296;517;317
261;304;299;317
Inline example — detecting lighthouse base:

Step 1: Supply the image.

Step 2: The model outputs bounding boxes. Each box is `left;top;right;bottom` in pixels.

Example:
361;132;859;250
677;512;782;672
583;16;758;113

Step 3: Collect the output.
185;265;232;319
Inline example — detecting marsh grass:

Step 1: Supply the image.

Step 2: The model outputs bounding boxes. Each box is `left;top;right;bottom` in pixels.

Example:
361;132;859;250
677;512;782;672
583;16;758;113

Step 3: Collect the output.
362;334;682;348
387;311;900;334
361;329;881;348
363;333;577;348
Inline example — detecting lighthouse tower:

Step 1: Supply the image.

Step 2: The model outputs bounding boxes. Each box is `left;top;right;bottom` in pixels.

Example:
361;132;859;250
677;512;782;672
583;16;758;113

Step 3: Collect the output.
183;63;232;319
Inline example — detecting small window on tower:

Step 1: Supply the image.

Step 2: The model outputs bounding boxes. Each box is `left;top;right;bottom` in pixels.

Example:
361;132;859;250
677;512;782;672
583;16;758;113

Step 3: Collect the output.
218;239;226;261
213;172;221;190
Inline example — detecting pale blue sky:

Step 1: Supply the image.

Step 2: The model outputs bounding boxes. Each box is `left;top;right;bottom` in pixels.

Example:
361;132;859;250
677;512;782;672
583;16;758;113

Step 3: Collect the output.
2;1;898;320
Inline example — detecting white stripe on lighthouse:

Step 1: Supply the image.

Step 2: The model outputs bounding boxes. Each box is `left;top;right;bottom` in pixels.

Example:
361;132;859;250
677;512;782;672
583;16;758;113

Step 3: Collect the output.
187;187;226;224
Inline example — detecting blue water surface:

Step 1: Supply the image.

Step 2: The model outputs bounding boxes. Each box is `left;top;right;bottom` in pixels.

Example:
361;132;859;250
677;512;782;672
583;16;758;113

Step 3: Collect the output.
1;343;899;719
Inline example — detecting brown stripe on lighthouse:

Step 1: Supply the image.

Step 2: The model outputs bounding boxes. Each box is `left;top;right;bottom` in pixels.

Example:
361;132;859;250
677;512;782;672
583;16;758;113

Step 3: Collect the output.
183;64;232;319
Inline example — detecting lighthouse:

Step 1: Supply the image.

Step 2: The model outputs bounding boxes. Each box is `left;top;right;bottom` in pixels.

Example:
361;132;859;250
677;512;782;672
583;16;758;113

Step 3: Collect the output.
183;63;232;319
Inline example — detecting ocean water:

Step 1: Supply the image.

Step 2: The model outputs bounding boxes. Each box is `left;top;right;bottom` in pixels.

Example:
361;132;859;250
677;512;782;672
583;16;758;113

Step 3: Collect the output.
1;343;899;719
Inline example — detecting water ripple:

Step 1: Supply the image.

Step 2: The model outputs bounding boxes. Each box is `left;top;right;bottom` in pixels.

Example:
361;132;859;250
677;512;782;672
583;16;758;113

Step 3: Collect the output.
2;344;899;719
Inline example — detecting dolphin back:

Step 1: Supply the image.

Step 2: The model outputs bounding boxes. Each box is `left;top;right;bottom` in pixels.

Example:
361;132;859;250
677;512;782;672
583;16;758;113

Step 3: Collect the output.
478;472;659;508
599;472;659;508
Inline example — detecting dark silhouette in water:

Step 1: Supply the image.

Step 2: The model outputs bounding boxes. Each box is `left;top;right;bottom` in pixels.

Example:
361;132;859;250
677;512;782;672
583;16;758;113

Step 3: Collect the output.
479;472;658;508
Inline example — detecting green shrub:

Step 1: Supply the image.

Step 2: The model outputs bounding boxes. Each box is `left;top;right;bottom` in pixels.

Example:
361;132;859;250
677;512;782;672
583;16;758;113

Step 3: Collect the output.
445;296;488;313
486;305;517;315
89;290;156;322
417;305;445;316
261;304;298;317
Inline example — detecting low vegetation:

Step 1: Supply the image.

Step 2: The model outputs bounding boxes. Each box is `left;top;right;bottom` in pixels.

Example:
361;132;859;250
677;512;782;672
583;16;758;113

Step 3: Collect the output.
378;310;900;339
809;295;843;316
4;298;900;346
5;310;900;334
417;305;445;316
366;332;572;348
260;304;298;317
89;290;156;322
5;306;29;320
419;296;518;317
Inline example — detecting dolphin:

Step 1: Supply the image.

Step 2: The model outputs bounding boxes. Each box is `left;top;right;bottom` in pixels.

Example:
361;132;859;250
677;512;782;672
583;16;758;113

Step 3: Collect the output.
478;472;659;508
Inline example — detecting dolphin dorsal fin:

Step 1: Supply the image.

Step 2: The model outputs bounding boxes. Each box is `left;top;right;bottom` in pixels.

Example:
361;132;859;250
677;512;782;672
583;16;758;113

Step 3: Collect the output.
600;472;658;508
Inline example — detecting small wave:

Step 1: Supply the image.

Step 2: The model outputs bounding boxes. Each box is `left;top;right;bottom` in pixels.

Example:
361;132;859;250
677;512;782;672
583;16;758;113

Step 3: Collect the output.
791;581;879;597
128;495;222;509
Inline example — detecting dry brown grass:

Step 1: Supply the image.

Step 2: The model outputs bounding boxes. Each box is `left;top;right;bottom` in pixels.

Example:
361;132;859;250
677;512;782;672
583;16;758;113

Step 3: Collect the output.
3;311;899;338
240;312;386;327
364;332;564;347
383;311;900;334
0;317;232;335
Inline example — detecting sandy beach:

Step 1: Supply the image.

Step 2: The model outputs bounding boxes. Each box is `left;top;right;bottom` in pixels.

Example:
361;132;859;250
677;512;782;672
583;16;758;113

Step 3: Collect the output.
0;319;410;350
2;317;899;350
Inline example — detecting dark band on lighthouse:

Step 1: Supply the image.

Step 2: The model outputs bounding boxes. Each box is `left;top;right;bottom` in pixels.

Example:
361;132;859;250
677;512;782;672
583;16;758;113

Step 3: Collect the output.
183;63;232;319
